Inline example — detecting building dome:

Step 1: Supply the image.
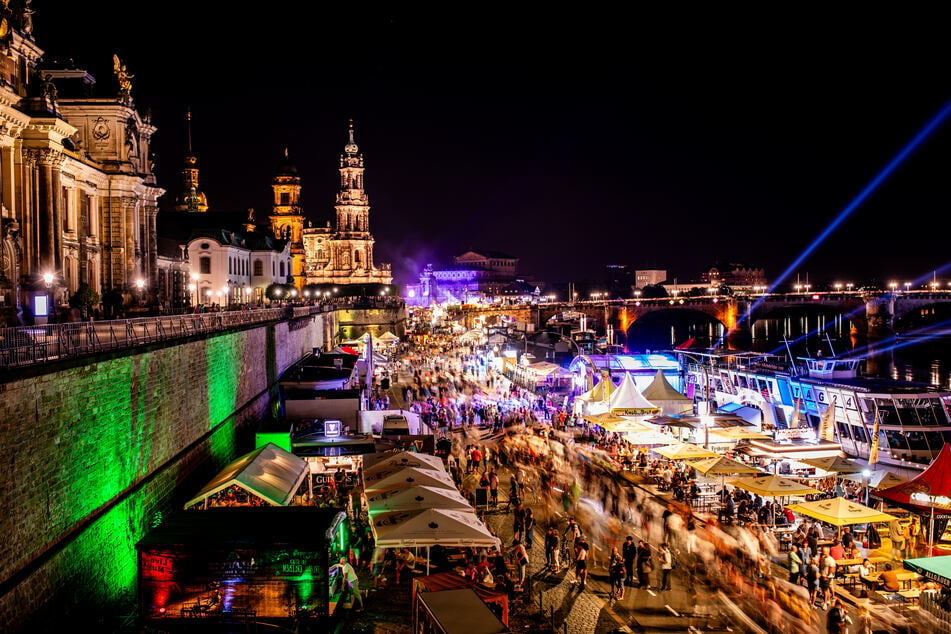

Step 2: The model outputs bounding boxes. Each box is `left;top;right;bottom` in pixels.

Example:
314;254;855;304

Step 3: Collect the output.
274;148;300;180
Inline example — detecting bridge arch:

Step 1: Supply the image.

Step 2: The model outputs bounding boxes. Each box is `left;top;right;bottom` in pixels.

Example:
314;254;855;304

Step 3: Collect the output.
624;307;728;351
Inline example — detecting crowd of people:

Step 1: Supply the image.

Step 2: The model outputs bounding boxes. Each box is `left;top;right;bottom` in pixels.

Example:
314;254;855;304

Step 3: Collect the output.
343;317;944;633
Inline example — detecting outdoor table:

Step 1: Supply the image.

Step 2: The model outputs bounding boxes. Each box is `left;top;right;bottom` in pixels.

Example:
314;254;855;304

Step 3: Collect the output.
862;570;919;590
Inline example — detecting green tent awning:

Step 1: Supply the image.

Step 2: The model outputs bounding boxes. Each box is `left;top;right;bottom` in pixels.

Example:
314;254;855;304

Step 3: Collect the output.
904;556;951;587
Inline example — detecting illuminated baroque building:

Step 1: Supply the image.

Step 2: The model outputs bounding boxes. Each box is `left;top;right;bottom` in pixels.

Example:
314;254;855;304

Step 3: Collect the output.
0;15;162;323
300;121;391;287
407;250;538;305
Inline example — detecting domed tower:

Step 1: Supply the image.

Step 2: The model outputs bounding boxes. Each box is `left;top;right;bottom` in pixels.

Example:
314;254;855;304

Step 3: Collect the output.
173;110;209;212
269;148;306;287
335;119;370;236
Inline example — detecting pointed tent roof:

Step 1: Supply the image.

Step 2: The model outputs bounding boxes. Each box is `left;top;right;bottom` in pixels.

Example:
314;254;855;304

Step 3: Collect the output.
642;370;691;403
842;469;908;490
366;485;472;514
378;331;400;342
609;372;661;415
184;443;308;509
576;375;615;403
876;444;951;512
800;456;863;474
727;474;821;497
363;451;446;474
692;456;761;475
363;466;456;493
654;442;719;460
371;508;500;548
785;497;898;527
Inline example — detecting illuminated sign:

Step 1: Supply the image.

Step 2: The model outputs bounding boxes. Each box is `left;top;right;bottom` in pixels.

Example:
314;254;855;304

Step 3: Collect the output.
34;294;49;317
142;553;175;580
911;492;951;507
324;420;341;437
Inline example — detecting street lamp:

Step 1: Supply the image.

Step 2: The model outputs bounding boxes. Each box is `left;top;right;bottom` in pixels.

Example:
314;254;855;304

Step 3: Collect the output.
846;283;854;292
136;278;145;306
889;282;898;291
188;283;197;306
904;282;912;292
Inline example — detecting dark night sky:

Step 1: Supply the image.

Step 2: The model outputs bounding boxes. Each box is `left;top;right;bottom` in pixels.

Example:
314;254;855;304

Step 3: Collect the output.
33;5;951;287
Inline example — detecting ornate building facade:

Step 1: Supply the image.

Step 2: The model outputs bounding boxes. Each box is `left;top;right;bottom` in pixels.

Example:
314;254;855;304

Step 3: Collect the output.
299;121;391;287
0;15;162;323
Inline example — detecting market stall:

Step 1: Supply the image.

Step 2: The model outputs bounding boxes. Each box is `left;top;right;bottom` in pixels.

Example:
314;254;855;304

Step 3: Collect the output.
413;575;510;629
363;465;456;494
183;444;309;509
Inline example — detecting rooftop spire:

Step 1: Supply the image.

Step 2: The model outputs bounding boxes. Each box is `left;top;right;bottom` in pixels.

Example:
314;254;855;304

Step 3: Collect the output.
284;146;289;159
185;109;193;156
344;118;359;155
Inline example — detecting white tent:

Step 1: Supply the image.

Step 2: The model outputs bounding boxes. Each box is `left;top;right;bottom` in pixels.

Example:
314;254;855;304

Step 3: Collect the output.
363;450;445;474
366;485;472;513
641;370;693;415
573;375;615;415
363;466;456;493
184;443;308;509
609;372;661;416
371;508;500;549
378;331;400;343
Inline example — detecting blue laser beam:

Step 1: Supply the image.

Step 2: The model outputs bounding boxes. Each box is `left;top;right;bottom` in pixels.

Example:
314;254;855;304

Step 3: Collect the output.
767;260;951;355
715;97;951;349
848;316;951;359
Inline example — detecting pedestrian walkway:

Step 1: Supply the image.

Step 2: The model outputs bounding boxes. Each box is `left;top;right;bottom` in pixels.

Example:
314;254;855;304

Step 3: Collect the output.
476;431;728;634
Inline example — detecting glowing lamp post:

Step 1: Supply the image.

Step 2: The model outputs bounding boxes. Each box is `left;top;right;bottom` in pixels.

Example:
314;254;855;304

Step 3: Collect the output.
188;283;196;307
135;279;145;306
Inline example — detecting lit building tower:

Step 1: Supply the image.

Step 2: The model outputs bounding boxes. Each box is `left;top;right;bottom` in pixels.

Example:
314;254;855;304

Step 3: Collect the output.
269;148;306;287
302;120;392;286
172;110;209;212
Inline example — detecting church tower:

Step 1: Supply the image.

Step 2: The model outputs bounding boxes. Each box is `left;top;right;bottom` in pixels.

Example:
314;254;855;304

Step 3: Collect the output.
336;119;370;236
172;110;209;212
301;120;392;286
269;148;306;287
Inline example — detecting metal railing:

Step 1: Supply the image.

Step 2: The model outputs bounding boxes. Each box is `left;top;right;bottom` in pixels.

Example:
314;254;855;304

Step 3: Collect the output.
0;305;332;370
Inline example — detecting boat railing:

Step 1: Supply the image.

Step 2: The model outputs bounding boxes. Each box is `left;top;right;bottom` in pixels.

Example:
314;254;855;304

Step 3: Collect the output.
0;305;333;370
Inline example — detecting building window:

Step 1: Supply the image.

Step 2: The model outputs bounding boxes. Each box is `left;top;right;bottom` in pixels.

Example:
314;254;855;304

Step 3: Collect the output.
280;192;290;206
228;257;232;274
199;256;211;274
254;260;263;276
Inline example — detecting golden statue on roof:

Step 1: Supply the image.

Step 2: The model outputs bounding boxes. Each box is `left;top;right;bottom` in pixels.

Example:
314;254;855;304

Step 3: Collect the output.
113;54;134;101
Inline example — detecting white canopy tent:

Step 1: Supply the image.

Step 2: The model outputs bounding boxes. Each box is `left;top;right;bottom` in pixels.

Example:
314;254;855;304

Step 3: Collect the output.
363;450;446;474
641;370;693;415
371;507;501;574
366;485;472;514
609;372;661;416
363;466;456;493
184;443;308;509
573;376;615;415
371;508;500;548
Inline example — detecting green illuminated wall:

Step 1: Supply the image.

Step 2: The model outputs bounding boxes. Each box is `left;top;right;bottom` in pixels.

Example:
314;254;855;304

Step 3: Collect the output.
0;312;330;630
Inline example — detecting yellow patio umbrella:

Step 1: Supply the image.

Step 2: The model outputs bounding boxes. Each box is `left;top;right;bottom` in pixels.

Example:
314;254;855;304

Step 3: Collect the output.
623;429;678;446
583;412;651;433
692;456;762;476
841;469;908;490
654;442;719;460
799;456;863;474
708;428;771;441
784;496;898;527
727;474;821;497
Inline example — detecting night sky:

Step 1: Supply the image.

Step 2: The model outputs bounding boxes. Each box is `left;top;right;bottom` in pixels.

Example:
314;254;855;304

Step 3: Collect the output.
34;5;951;287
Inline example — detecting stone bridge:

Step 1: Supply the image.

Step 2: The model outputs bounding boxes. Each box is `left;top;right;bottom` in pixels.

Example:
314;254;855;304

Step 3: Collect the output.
453;292;951;348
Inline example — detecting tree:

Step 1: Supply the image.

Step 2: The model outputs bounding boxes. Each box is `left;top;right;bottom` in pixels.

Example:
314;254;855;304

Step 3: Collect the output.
640;284;668;299
69;284;100;319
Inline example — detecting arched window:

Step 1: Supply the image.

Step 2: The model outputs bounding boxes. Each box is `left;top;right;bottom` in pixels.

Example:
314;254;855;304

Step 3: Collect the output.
254;260;263;276
280;261;285;277
199;256;211;274
280;192;290;206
